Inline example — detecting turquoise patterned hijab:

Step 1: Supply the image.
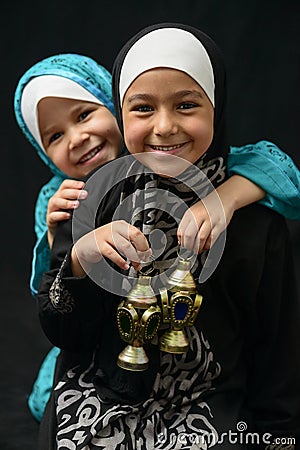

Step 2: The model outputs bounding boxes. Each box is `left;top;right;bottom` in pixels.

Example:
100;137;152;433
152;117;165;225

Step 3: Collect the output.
14;53;115;177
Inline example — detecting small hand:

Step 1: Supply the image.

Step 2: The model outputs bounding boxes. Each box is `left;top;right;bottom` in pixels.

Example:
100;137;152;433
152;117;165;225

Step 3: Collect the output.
47;179;88;246
72;220;151;276
178;191;230;254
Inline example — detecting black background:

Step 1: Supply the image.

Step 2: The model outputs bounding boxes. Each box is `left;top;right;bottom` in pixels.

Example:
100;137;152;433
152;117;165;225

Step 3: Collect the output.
1;1;299;448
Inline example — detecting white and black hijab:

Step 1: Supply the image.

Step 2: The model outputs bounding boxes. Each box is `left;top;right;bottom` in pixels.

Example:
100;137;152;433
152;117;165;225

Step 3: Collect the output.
112;22;229;169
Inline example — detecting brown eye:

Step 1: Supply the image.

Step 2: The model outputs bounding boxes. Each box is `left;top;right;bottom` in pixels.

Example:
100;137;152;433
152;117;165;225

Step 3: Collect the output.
134;105;153;112
178;102;197;110
49;132;63;144
79;111;90;121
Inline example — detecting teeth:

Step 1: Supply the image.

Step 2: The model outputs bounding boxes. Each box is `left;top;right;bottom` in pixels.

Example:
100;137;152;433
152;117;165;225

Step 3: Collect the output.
152;144;182;151
80;146;101;163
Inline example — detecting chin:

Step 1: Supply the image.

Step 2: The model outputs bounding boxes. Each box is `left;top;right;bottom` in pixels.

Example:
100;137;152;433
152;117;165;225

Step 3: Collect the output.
133;152;194;178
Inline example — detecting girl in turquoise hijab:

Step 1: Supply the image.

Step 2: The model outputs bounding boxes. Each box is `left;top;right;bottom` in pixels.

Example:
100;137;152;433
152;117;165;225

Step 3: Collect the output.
14;52;300;423
14;53;125;422
14;53;124;296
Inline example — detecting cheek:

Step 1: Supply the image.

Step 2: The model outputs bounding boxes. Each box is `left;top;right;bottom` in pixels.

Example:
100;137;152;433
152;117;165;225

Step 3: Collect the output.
107;124;123;145
124;121;143;151
46;145;68;169
46;148;58;165
112;132;124;156
193;117;214;144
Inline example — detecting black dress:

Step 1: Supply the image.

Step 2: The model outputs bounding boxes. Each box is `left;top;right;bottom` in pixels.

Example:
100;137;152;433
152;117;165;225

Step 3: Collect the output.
37;159;300;450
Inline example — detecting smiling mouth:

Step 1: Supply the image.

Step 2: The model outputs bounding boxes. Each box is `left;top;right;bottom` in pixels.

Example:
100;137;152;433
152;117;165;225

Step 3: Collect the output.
79;144;104;163
150;143;184;152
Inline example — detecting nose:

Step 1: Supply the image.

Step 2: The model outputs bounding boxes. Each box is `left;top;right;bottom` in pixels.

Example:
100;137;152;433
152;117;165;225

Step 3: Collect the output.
68;127;89;150
153;109;178;137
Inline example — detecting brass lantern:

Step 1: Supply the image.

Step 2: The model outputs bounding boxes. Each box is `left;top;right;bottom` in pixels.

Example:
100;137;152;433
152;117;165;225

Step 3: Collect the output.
117;275;161;371
159;257;203;354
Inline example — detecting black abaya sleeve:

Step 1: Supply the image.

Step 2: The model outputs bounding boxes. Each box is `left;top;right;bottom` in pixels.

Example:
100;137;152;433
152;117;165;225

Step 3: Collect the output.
246;212;300;440
37;217;109;352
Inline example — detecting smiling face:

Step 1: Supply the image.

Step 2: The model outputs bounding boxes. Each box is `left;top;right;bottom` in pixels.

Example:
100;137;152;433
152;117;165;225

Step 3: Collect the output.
122;68;214;174
37;97;123;178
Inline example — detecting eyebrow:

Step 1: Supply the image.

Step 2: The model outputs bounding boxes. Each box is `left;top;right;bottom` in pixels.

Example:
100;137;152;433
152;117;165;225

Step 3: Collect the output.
126;94;154;103
40;124;57;141
126;90;205;103
176;89;205;99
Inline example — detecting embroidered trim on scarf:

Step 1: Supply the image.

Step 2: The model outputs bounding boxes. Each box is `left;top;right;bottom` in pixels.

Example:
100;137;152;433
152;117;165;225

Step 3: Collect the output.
49;255;75;313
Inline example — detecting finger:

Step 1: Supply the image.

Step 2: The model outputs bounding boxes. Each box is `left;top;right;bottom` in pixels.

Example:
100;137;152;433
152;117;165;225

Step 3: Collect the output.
57;188;88;201
97;240;130;270
179;209;204;251
128;225;150;253
177;209;190;243
110;232;143;264
205;221;224;249
59;179;85;190
49;197;81;212
47;211;71;227
131;261;143;271
195;221;212;253
136;248;152;263
126;225;152;262
202;235;212;251
113;221;150;254
180;221;199;250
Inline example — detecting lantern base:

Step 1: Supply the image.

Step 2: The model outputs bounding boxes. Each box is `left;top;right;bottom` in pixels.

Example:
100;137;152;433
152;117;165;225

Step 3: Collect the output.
159;329;189;354
117;345;149;371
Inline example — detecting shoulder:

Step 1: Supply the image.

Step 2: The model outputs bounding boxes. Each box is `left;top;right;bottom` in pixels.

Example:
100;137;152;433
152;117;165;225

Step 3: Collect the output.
226;203;290;257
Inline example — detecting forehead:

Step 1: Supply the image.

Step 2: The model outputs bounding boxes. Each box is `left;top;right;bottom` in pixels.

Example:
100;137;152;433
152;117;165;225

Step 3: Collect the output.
38;97;100;119
124;68;208;100
127;67;202;92
38;96;95;108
